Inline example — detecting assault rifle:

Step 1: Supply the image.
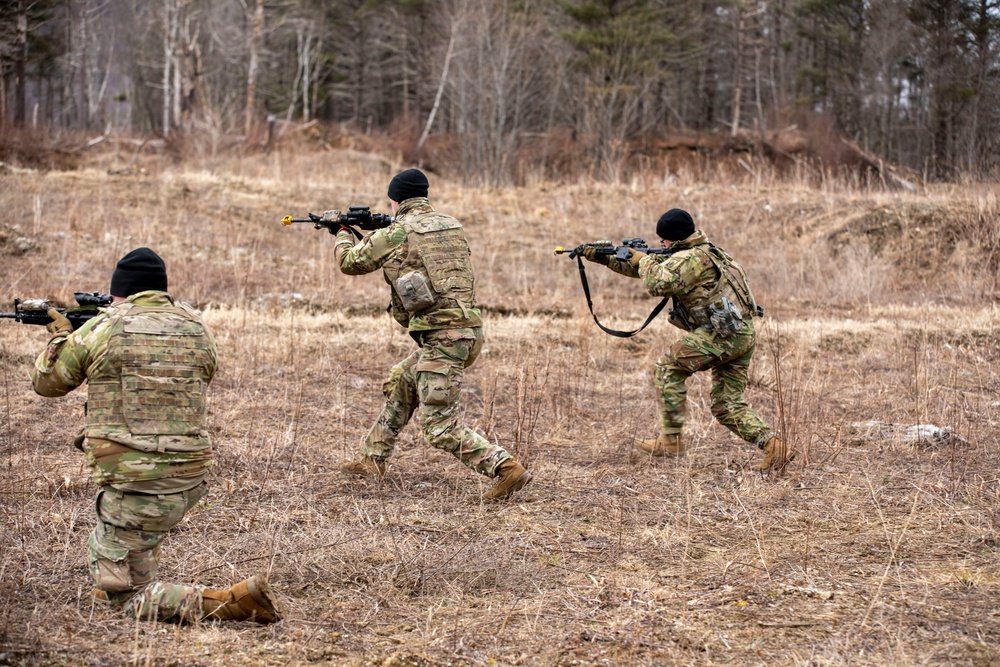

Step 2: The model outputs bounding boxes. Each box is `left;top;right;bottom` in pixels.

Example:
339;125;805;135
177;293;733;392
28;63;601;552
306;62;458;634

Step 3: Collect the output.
281;206;395;240
0;292;113;330
554;238;676;262
554;238;679;338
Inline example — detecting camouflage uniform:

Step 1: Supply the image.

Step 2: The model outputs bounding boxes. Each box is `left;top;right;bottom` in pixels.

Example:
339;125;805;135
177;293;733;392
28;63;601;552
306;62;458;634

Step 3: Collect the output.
603;231;773;447
31;291;217;623
335;197;510;477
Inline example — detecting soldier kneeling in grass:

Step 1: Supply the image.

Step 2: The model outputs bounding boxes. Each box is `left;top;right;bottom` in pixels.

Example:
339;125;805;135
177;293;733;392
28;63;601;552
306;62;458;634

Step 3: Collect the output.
581;209;793;471
30;248;281;624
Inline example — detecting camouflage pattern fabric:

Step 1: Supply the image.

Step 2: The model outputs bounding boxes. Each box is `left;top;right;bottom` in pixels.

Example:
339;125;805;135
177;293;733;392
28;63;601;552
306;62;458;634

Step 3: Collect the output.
89;483;206;622
334;198;483;332
362;327;509;477
655;324;773;446
601;231;774;447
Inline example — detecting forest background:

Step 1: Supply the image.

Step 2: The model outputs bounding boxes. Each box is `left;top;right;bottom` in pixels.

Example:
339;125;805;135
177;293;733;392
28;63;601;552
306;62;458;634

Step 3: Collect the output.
1;0;999;182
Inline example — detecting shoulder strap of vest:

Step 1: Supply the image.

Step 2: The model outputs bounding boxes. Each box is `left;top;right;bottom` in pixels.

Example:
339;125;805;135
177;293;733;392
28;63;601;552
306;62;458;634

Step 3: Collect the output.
404;211;462;234
699;244;756;313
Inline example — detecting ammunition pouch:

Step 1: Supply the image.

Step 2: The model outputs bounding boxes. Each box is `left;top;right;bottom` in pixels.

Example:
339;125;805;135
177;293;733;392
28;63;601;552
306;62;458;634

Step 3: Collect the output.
669;297;747;338
706;297;745;338
395;270;437;314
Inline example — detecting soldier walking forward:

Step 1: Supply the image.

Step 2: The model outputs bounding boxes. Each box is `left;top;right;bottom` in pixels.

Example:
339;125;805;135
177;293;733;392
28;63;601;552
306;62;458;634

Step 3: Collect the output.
336;168;532;500
582;209;793;471
30;248;280;623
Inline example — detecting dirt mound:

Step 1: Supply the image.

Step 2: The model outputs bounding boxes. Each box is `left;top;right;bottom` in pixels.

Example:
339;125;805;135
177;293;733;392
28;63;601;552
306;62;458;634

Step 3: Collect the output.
826;203;987;276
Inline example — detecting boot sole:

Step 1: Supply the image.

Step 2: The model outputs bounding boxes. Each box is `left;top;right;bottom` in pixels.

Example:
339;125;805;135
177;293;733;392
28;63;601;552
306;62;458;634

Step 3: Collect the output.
340;459;387;479
754;454;795;472
630;445;686;459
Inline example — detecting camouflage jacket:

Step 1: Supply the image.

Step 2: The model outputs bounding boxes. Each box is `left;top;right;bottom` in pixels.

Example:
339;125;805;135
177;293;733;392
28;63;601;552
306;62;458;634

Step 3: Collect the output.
31;291;217;492
334;197;483;332
606;231;757;330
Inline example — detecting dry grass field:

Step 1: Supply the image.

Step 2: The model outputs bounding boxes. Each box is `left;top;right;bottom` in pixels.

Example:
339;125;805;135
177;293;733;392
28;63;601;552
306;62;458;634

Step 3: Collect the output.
1;146;999;666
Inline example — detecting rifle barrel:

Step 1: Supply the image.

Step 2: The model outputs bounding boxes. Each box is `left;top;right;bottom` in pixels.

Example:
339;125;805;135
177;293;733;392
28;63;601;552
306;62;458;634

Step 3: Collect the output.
281;215;320;226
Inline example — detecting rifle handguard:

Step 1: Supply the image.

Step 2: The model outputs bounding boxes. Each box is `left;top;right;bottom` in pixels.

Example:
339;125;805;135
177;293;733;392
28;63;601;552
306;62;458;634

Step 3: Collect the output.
554;244;590;259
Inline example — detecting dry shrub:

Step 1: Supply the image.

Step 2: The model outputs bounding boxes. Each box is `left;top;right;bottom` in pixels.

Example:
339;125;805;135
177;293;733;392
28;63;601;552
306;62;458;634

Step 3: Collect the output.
0;126;84;171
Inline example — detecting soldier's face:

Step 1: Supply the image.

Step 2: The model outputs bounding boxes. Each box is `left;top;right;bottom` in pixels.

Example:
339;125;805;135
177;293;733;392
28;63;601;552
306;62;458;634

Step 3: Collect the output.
658;237;670;247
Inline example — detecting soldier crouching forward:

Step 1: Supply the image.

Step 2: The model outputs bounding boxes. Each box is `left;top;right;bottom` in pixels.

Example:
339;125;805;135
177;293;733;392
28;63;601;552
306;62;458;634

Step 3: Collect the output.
582;209;794;472
30;248;280;624
335;168;532;500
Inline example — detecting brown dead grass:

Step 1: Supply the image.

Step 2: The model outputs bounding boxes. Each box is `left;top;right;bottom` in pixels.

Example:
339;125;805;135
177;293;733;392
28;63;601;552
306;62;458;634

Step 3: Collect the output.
1;150;999;666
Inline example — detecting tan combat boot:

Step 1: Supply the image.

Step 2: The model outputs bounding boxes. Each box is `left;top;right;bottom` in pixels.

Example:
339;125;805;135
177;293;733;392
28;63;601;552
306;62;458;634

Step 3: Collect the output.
633;434;686;458
753;437;794;472
341;455;387;479
483;459;532;501
202;574;281;624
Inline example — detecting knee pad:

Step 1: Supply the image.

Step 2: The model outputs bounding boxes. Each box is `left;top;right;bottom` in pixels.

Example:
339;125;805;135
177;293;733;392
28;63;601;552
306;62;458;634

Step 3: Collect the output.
87;526;134;594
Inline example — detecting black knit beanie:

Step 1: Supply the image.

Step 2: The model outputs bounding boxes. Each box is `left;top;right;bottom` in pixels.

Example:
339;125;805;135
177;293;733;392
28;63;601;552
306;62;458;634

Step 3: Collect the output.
387;168;429;202
110;247;168;297
656;208;696;241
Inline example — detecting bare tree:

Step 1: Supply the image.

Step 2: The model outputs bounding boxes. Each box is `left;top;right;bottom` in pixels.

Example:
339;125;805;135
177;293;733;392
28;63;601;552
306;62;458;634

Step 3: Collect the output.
446;0;555;185
14;0;28;126
245;0;264;136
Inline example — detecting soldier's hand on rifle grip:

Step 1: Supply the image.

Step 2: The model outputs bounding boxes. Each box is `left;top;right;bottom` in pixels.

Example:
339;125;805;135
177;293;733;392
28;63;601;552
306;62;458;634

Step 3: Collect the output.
321;210;341;223
627;248;647;268
45;308;73;336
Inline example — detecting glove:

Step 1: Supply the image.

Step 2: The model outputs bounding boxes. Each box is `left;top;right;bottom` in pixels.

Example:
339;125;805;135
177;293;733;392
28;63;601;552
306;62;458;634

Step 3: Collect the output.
627;248;647;268
581;241;611;264
321;209;341;223
45;308;73;336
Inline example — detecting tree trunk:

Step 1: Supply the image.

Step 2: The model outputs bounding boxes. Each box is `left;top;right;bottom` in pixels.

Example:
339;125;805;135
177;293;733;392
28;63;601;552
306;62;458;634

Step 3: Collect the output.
731;7;745;138
301;28;313;123
162;0;178;136
245;0;264;137
417;17;457;150
14;0;27;126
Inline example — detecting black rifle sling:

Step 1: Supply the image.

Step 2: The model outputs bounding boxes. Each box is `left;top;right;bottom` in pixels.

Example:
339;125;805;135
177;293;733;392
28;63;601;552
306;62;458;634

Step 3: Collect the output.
575;256;668;338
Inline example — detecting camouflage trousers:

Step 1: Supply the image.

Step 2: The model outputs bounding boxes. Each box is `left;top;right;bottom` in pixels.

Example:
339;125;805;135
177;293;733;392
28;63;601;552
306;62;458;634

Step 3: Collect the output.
362;327;509;477
88;482;206;623
654;325;773;447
